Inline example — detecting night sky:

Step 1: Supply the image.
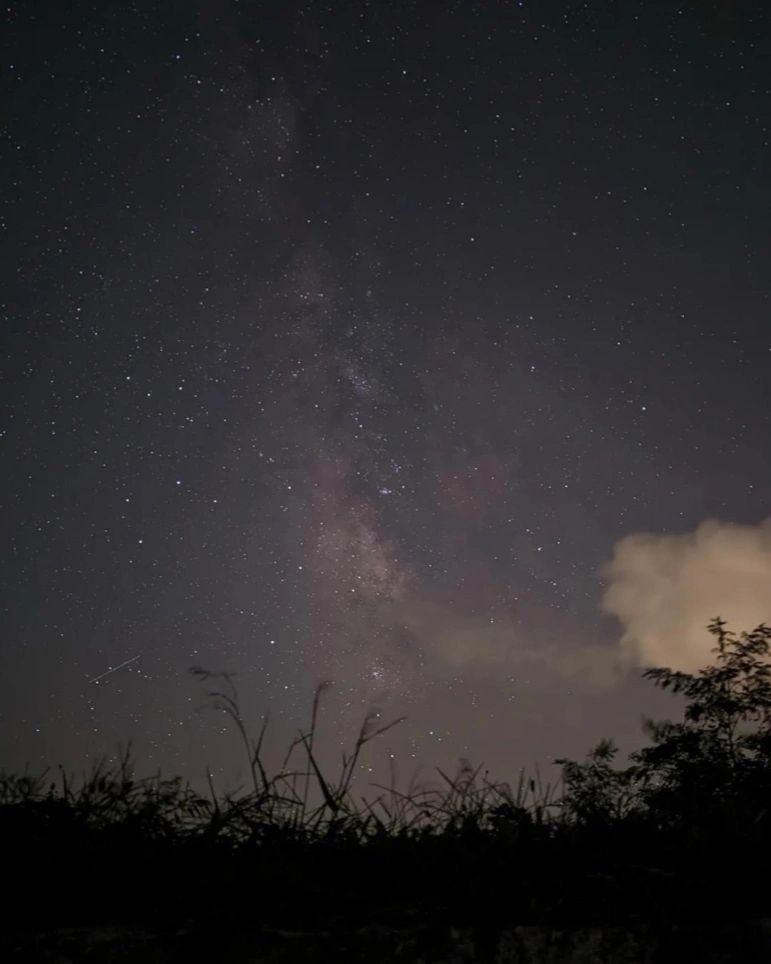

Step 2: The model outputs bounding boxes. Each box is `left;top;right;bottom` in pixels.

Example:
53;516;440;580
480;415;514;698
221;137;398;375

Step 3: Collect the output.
3;1;770;792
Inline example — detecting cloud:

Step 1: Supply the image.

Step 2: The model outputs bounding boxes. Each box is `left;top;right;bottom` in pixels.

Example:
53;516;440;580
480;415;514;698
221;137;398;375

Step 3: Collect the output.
556;642;630;688
601;517;771;671
396;598;517;670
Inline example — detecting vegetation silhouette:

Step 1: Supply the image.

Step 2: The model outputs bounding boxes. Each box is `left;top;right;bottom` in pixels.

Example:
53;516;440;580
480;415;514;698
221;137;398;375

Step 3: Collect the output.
4;619;771;961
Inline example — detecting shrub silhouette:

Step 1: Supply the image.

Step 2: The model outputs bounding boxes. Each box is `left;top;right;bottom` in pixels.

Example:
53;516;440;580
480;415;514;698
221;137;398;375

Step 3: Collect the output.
631;619;771;829
556;738;640;826
559;619;771;834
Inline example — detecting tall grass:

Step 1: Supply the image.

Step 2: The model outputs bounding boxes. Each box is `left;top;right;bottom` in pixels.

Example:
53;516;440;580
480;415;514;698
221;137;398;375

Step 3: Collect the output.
0;672;557;848
5;625;771;936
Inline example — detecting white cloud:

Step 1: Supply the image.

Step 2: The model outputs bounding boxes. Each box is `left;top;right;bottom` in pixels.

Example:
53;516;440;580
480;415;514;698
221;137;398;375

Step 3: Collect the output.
602;517;771;671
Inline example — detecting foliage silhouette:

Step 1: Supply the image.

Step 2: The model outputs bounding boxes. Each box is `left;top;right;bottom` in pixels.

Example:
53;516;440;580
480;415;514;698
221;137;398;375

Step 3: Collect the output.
632;618;771;827
4;620;771;959
557;618;771;840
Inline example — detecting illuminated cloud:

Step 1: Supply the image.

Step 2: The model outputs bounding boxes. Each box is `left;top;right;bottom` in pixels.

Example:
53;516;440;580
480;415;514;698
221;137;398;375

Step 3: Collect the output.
602;517;771;671
397;598;517;670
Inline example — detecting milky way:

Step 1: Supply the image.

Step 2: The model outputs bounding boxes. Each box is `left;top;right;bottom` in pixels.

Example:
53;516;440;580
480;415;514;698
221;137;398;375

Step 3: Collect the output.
3;2;770;790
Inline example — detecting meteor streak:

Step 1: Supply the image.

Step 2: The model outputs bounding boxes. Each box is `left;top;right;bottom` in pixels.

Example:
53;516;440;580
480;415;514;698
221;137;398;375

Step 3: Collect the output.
89;654;140;684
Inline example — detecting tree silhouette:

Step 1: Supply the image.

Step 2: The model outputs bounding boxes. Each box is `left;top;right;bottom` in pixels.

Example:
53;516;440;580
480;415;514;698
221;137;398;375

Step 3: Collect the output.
560;619;771;835
633;618;771;831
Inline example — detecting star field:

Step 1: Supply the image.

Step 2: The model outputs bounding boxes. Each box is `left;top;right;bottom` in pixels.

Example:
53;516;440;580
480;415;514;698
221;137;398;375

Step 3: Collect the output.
2;1;770;789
